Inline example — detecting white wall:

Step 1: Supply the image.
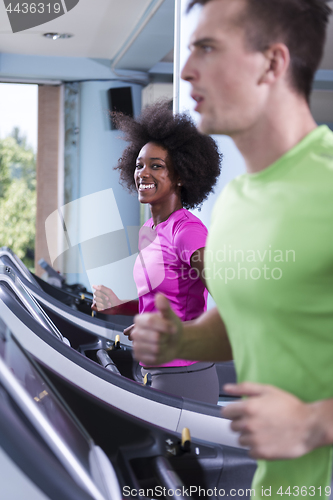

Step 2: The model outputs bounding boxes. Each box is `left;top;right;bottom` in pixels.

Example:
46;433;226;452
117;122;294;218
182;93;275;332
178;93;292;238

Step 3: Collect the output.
78;81;141;225
175;0;246;307
63;81;142;292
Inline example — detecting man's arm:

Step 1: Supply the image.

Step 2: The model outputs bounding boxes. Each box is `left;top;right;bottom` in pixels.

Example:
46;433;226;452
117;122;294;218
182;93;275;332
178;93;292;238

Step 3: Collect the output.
131;293;233;365
222;382;333;460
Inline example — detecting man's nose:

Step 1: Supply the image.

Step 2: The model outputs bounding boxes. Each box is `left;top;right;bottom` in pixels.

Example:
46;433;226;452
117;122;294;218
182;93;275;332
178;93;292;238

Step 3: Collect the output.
181;53;195;82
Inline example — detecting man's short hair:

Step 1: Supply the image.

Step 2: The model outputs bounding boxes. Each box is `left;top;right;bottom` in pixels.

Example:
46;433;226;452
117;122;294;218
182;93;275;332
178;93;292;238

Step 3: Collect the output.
188;0;332;102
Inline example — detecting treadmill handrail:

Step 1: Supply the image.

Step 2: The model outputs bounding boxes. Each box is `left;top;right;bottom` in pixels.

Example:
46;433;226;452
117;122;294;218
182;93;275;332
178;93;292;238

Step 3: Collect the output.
0;298;242;448
0;356;106;500
0;247;42;289
0;266;64;342
96;349;121;375
154;456;194;500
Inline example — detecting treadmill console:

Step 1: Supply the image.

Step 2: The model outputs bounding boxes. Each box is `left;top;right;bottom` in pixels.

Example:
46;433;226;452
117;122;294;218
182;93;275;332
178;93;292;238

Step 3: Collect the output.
0;315;122;500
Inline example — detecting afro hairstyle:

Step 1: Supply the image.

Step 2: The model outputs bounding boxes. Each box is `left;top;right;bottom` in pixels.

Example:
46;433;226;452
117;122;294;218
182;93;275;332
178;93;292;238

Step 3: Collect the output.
113;101;222;209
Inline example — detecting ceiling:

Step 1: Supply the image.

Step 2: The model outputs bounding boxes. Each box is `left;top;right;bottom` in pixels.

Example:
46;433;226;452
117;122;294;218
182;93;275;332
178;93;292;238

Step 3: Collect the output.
0;0;175;73
0;0;332;77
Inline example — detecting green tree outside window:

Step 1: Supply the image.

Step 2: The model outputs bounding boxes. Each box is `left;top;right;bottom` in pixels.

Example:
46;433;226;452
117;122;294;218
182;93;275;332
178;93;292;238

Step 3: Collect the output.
0;128;36;270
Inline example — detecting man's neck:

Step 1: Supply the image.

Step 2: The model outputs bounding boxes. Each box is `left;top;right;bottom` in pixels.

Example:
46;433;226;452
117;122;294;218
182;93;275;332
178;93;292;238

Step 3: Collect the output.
231;92;317;174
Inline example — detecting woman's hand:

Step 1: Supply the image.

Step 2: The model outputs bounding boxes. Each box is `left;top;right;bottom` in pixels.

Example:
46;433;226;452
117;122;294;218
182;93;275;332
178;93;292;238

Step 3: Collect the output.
92;285;122;311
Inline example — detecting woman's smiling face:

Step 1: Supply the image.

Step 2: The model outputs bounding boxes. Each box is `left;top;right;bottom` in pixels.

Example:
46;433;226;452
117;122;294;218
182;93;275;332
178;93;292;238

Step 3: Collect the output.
134;142;180;206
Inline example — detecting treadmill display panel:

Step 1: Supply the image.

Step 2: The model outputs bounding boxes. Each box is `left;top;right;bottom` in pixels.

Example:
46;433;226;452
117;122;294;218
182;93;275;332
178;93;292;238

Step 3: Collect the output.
0;316;109;500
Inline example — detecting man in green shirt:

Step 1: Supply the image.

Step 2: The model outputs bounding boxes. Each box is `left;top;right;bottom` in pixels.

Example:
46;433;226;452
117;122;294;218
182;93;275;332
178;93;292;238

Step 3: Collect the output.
130;0;333;496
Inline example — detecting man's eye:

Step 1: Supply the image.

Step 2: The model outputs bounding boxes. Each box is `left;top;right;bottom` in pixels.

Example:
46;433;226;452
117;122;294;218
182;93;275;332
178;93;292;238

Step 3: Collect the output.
201;45;212;53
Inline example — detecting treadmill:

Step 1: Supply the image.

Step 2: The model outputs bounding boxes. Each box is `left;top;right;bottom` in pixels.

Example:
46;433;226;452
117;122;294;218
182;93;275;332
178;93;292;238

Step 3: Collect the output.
0;264;243;449
0;247;237;393
0;247;133;346
0;315;256;499
0;247;94;313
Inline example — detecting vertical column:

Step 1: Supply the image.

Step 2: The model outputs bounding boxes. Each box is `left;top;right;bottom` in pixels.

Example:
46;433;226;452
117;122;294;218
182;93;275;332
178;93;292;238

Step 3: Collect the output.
35;85;63;276
174;1;246;309
174;0;246;230
173;0;182;113
75;80;142;293
62;82;82;282
175;0;201;115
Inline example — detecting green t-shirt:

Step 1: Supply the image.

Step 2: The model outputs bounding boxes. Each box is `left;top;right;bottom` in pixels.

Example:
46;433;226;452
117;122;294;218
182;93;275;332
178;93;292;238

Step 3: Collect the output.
205;126;333;498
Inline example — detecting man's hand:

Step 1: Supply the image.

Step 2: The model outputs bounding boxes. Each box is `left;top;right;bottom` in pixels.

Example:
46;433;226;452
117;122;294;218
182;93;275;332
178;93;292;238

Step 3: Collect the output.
222;382;318;460
92;285;122;311
131;293;183;366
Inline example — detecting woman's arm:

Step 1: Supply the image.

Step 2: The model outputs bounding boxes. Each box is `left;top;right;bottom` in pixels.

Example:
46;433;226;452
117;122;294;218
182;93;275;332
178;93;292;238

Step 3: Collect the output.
92;285;139;316
190;247;206;287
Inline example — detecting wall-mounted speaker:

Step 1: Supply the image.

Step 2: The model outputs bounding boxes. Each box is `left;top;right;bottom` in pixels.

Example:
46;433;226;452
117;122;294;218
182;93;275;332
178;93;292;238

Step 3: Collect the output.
108;87;134;130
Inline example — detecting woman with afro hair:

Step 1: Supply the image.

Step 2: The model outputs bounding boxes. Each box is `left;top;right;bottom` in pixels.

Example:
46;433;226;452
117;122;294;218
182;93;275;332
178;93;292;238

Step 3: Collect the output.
93;101;222;404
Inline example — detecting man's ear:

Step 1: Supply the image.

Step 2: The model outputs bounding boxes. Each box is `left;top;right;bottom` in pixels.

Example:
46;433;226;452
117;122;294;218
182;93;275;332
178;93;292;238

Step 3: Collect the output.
258;43;290;85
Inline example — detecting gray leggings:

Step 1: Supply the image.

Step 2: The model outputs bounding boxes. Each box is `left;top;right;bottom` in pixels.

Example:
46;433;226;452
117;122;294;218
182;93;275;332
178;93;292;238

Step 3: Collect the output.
141;362;219;404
